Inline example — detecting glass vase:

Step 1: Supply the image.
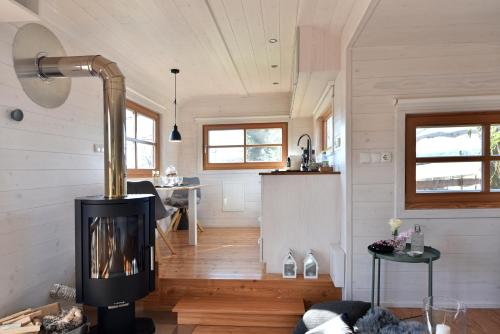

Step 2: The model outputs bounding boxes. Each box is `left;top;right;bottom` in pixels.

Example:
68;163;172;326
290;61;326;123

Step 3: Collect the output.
423;296;467;334
393;238;407;255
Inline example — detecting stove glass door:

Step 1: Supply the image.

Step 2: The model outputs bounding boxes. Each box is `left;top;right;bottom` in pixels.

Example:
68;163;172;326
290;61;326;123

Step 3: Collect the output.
89;215;145;279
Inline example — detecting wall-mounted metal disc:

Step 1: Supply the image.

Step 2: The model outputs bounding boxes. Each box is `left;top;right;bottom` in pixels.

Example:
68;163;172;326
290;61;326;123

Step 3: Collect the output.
13;23;71;108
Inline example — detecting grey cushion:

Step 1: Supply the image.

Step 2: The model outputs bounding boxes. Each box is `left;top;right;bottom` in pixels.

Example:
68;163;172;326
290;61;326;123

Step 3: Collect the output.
293;301;371;334
127;181;177;220
165;177;201;208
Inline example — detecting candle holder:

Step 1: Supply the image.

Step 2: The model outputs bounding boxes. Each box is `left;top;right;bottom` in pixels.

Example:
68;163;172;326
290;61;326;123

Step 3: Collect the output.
423;296;467;334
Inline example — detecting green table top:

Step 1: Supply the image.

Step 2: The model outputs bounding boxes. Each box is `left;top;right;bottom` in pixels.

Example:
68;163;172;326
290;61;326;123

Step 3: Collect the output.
368;245;440;263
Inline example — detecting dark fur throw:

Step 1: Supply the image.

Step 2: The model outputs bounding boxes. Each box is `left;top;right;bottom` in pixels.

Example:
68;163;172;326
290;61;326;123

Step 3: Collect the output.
355;308;426;334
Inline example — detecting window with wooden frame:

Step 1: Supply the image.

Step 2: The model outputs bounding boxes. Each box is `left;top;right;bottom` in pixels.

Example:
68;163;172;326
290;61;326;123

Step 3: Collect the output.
322;111;333;151
405;111;500;209
126;100;160;177
203;122;288;170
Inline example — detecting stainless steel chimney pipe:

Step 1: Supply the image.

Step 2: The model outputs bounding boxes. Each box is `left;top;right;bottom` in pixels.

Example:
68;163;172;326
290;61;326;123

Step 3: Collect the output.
38;55;127;198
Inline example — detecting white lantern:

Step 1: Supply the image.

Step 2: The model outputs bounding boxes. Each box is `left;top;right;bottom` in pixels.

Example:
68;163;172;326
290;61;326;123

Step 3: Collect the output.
303;250;319;279
282;249;297;279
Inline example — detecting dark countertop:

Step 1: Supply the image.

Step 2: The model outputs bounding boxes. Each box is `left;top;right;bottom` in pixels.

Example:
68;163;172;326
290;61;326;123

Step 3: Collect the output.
259;171;340;175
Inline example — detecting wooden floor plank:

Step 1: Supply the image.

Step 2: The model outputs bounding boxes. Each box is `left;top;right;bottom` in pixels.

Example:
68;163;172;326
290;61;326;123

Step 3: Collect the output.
173;297;304;315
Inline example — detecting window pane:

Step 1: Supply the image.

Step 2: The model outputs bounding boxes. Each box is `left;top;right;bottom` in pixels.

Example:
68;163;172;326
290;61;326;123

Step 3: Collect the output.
416;126;482;157
416;162;482;192
208;147;244;163
491;125;500;156
126;140;135;169
246;128;282;145
208;129;244;146
126;109;135;139
326;116;333;149
491;161;500;191
137;143;155;169
246;146;282;162
136;114;155;142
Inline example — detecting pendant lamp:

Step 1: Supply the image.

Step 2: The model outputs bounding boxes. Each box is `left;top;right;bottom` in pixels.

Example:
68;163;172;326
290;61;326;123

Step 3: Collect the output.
169;68;182;142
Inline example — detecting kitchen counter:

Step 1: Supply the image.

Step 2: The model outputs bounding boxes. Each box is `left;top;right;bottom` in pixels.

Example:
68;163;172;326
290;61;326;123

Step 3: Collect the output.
259;171;340;175
260;172;341;275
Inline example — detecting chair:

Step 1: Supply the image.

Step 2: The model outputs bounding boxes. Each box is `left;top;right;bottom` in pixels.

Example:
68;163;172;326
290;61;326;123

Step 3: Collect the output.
127;181;177;256
165;177;204;232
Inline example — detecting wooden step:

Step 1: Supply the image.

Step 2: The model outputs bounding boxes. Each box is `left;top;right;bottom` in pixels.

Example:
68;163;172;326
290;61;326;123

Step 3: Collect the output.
140;274;340;312
173;297;304;328
192;326;294;334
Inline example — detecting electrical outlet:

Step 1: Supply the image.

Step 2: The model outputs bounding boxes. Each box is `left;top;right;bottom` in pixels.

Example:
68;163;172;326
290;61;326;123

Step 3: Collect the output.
381;152;392;163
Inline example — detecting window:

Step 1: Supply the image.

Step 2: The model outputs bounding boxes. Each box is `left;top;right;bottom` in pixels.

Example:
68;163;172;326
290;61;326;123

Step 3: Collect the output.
405;111;500;209
322;112;333;151
203;122;288;170
126;100;160;177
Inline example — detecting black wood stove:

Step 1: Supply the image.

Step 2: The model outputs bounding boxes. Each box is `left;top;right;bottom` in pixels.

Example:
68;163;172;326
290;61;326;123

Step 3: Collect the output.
75;195;155;333
11;23;158;334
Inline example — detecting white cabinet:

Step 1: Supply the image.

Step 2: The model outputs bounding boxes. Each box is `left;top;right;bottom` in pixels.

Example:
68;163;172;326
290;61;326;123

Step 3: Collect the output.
260;174;341;274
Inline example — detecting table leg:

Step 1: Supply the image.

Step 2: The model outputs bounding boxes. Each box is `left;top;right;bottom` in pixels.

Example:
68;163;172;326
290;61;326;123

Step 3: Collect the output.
377;258;381;306
371;255;376;308
428;260;433;298
188;189;197;245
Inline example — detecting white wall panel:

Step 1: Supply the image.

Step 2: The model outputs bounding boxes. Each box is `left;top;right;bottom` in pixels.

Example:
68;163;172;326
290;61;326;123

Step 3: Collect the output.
350;43;500;307
0;21;101;316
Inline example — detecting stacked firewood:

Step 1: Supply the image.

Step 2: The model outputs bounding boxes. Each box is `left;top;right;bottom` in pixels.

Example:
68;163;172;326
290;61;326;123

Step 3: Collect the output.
0;306;47;334
0;303;84;334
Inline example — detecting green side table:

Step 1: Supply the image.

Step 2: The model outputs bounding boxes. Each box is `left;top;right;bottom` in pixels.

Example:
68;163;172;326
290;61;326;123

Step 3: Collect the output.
368;245;441;307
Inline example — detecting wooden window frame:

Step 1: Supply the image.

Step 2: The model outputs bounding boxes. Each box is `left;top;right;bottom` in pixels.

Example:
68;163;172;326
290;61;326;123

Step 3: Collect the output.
126;100;161;178
405;111;500;209
322;111;333;151
202;122;288;170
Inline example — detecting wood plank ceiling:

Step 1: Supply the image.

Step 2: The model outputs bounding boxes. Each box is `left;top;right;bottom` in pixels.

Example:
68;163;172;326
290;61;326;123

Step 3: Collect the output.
355;0;500;47
36;0;354;109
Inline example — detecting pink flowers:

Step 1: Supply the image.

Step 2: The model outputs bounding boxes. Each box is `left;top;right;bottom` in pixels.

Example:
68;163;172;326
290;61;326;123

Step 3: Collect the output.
395;229;413;241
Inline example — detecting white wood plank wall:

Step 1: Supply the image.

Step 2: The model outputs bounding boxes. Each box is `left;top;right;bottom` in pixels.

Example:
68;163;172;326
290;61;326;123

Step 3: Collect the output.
176;94;313;228
0;22;104;316
350;43;500;307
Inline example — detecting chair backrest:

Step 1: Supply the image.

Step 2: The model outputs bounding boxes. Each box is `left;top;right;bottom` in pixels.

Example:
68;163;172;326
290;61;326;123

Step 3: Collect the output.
172;176;201;200
127;180;167;221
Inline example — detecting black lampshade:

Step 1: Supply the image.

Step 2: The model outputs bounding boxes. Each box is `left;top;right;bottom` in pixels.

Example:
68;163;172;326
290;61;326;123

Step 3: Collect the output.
169;68;182;142
169;124;182;142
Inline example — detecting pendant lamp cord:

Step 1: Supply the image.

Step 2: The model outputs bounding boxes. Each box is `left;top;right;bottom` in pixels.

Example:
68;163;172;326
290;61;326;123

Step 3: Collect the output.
174;72;177;125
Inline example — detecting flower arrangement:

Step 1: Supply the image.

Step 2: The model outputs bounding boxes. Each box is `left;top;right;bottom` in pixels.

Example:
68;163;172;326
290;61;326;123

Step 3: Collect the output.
388;218;402;240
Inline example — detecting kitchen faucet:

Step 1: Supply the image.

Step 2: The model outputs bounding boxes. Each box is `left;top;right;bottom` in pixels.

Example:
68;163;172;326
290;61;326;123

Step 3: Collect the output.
297;133;312;171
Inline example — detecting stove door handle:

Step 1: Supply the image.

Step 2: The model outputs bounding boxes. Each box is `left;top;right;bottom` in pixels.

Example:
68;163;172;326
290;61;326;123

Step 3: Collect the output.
149;245;154;270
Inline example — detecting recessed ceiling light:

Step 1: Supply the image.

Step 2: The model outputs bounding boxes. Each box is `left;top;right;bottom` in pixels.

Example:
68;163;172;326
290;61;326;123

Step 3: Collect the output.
271;64;278;68
273;82;279;85
268;38;278;43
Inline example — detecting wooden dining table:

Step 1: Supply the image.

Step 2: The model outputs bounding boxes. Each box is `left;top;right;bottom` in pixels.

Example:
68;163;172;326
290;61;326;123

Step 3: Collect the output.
155;184;204;246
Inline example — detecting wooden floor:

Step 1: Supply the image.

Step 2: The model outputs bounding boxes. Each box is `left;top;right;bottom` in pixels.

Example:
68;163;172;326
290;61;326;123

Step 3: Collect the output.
158;228;264;280
140;228;341;312
137;227;500;333
390;308;500;334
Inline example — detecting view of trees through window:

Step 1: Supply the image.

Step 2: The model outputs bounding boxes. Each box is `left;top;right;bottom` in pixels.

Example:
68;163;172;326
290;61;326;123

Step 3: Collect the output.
203;123;288;170
125;101;159;176
406;112;500;209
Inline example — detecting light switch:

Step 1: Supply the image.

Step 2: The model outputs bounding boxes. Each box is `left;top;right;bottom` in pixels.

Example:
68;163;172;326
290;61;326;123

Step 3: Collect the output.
370;152;381;163
360;153;371;164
